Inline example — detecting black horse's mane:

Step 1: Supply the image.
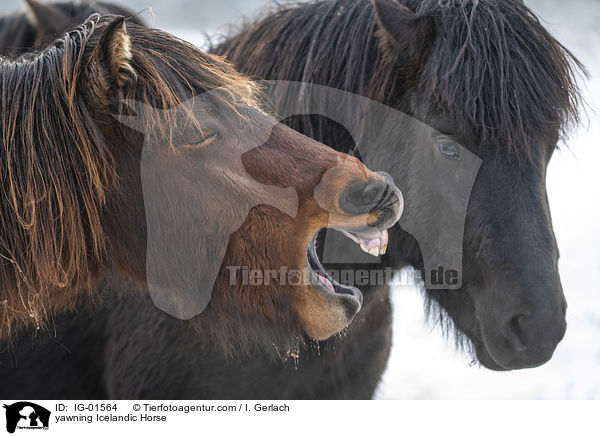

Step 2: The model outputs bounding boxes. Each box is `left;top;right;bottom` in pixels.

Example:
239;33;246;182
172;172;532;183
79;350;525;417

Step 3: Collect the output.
217;0;585;163
414;0;584;160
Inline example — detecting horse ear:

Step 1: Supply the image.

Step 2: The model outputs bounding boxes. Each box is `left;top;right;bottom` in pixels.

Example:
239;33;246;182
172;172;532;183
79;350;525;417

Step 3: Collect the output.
85;17;135;100
372;0;435;70
24;0;70;36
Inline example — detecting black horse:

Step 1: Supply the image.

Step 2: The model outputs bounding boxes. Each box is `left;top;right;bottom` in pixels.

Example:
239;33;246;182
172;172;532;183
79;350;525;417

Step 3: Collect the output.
215;0;584;371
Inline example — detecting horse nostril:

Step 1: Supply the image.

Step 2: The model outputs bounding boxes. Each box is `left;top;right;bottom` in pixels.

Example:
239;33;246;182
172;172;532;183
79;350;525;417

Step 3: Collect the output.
507;314;528;351
338;179;388;215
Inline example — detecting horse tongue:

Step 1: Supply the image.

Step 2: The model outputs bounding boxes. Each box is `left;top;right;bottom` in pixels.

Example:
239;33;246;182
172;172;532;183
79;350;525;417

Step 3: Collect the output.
316;274;335;292
340;229;389;257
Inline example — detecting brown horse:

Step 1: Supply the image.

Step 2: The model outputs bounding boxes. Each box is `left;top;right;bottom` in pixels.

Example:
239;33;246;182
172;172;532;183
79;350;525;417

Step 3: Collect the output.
0;14;402;355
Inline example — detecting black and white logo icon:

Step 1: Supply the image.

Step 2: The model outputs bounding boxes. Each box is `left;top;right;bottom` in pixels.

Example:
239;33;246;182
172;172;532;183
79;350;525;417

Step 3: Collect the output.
3;402;50;434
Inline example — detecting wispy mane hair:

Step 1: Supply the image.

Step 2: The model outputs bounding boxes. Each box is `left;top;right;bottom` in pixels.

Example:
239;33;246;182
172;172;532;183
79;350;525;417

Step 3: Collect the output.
217;0;585;163
414;0;586;162
0;15;257;338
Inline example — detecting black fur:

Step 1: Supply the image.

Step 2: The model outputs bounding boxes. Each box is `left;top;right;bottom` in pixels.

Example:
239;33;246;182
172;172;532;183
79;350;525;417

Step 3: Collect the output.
0;283;391;399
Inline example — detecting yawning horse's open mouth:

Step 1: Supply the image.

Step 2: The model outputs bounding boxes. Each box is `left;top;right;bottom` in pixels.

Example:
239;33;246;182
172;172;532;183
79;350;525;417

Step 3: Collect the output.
300;225;395;340
306;227;389;301
307;233;364;302
298;171;402;342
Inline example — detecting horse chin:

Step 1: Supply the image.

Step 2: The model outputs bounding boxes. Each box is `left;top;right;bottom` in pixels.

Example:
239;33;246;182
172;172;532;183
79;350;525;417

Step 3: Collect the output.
297;235;363;341
473;343;512;371
476;329;557;371
427;291;516;371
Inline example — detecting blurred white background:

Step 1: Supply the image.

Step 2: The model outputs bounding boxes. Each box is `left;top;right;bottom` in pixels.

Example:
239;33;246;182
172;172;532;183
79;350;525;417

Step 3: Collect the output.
2;0;597;399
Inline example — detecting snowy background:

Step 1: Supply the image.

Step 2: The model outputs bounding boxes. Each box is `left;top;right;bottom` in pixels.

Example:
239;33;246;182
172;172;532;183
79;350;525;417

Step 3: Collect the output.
2;0;598;399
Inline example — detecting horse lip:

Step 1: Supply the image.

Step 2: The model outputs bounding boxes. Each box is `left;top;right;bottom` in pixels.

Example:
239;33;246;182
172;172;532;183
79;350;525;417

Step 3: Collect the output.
470;316;512;370
474;343;511;371
305;236;363;306
376;185;403;228
475;319;556;370
476;337;555;370
343;192;403;238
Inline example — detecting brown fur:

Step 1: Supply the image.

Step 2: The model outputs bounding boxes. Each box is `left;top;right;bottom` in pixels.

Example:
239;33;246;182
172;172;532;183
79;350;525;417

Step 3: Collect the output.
0;15;261;339
0;15;397;355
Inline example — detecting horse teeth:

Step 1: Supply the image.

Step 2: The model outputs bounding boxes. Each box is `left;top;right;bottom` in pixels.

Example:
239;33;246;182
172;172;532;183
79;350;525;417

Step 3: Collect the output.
343;230;387;257
368;247;380;257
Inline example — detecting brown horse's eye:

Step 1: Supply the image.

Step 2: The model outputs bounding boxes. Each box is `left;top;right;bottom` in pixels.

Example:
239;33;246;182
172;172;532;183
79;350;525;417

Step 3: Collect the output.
182;132;219;149
436;138;460;160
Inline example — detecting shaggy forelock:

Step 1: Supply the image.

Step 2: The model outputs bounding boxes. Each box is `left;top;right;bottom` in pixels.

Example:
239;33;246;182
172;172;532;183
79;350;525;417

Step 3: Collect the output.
217;0;585;164
414;0;585;163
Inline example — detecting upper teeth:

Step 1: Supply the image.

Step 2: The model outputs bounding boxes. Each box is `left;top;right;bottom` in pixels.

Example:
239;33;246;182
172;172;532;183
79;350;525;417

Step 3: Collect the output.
345;229;389;258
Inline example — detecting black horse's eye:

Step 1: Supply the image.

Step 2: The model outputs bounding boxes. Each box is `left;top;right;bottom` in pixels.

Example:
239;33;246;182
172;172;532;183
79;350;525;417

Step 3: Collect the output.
436;138;460;160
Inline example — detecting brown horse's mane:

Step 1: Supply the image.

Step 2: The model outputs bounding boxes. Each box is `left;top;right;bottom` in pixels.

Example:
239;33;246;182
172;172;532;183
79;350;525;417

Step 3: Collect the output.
0;15;257;338
216;0;585;163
